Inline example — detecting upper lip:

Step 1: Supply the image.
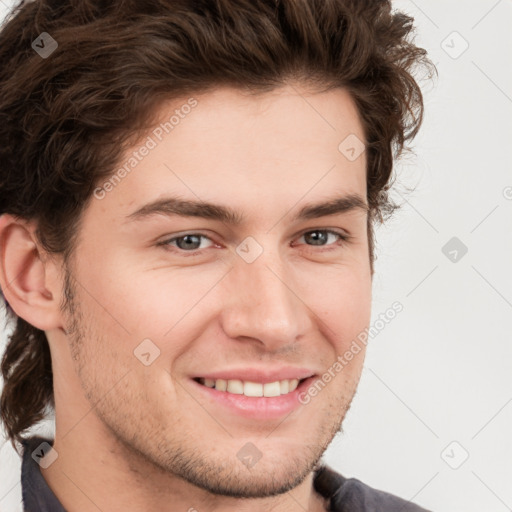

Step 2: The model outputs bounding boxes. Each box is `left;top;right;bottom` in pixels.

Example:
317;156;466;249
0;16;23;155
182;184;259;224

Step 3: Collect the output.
193;367;316;384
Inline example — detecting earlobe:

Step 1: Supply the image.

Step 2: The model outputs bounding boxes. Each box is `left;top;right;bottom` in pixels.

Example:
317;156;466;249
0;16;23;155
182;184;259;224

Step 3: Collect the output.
0;214;63;331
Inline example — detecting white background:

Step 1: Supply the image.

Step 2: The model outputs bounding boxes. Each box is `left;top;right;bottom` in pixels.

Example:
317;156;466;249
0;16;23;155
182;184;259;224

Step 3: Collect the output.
0;1;511;511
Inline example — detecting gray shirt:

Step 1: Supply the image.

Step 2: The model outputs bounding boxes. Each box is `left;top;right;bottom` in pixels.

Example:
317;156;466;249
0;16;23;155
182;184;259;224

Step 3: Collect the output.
21;436;431;511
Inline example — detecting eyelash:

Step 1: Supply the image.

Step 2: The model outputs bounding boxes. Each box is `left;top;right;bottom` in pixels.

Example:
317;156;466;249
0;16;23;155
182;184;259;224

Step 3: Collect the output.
157;229;352;257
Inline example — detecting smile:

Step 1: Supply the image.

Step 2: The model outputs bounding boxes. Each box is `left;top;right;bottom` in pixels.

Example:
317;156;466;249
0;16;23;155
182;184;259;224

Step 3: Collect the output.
195;377;304;397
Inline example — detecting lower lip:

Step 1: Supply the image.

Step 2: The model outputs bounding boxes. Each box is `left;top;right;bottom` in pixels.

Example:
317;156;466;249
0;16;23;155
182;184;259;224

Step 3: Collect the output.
191;377;317;420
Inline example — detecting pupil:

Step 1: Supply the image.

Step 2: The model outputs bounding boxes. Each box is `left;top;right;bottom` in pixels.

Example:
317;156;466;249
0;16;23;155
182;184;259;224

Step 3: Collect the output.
178;234;200;250
306;231;326;246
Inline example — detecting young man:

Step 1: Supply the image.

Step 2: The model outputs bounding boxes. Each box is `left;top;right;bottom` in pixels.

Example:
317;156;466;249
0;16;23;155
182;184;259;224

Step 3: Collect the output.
0;0;434;510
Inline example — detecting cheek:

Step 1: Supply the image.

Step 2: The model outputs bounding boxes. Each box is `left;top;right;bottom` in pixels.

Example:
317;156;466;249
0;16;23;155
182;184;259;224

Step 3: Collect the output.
79;268;225;381
307;267;372;339
102;263;224;331
307;272;371;387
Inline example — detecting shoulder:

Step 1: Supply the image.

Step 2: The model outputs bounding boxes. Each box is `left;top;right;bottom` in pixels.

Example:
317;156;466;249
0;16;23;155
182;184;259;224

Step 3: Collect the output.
313;464;432;512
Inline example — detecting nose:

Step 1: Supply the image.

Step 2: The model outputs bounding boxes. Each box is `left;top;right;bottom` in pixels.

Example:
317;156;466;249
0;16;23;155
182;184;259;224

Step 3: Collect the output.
219;243;313;351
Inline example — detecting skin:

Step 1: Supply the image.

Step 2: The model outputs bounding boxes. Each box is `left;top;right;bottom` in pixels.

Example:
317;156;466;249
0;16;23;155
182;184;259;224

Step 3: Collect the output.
0;83;372;511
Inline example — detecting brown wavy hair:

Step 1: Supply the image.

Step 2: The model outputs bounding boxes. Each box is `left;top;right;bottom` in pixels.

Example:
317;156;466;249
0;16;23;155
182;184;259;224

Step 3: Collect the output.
0;0;435;452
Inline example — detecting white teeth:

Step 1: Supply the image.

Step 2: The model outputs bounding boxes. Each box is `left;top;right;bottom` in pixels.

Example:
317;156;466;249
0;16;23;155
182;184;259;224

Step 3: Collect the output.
263;381;281;397
199;377;305;396
289;378;299;392
244;381;263;397
226;379;244;394
215;379;227;391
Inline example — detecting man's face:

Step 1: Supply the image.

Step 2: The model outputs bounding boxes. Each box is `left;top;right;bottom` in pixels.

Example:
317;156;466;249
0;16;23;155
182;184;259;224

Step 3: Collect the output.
54;84;372;498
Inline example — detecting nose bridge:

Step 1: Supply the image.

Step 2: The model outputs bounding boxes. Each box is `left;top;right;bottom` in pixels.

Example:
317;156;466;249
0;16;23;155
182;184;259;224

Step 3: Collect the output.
221;238;309;347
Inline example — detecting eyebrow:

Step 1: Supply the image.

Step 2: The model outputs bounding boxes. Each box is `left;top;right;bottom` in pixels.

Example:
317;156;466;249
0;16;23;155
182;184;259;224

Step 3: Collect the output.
124;193;369;225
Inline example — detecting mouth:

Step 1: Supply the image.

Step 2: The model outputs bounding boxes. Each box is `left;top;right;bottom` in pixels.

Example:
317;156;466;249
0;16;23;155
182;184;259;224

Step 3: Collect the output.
191;375;317;420
193;376;309;397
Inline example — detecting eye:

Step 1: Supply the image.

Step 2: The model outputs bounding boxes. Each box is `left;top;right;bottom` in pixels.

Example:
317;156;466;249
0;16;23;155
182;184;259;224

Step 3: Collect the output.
158;229;351;256
158;233;215;254
296;229;350;250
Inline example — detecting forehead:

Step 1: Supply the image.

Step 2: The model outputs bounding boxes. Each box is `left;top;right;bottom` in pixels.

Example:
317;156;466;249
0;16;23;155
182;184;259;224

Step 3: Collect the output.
89;84;367;227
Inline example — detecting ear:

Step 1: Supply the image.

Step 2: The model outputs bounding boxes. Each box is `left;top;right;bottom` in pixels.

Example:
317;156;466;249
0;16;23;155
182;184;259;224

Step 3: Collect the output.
0;214;64;331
